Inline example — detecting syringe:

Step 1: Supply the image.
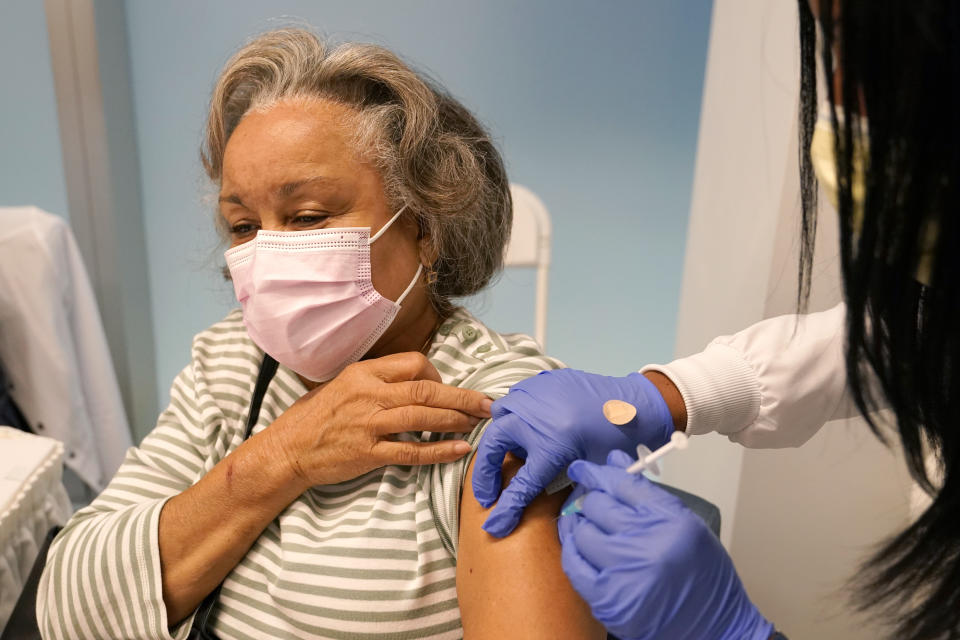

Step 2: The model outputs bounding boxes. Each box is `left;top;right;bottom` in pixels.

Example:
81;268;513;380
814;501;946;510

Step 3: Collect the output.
560;430;689;517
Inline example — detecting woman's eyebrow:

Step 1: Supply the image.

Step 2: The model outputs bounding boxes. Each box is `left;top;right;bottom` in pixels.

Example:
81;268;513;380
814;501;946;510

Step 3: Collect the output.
275;176;340;199
218;193;245;206
218;177;342;207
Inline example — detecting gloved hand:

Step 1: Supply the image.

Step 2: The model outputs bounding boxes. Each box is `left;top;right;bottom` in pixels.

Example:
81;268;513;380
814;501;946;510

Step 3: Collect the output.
558;450;773;640
473;369;675;537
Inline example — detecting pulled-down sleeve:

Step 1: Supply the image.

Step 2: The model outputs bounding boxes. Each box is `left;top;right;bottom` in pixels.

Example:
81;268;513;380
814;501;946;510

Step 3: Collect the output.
37;364;209;640
642;303;864;448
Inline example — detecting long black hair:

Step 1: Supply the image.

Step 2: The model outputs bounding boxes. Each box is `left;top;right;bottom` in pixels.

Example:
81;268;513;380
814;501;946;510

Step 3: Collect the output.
797;1;960;637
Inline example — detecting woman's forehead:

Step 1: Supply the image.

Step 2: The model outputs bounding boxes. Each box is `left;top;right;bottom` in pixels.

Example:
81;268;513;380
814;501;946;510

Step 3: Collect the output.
221;100;377;197
225;102;354;166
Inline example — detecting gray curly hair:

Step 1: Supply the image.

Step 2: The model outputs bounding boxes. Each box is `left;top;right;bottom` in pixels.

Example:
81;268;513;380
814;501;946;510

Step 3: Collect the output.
202;27;512;315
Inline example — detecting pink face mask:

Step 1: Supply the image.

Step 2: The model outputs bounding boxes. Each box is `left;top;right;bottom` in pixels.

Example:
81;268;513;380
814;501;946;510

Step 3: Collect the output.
224;206;422;382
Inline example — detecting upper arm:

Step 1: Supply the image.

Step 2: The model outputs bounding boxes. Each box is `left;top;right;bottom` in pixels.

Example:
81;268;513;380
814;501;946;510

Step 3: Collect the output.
456;453;605;640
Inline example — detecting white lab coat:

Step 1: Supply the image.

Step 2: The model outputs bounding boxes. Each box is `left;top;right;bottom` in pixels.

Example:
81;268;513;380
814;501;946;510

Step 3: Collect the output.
0;206;131;492
643;303;862;448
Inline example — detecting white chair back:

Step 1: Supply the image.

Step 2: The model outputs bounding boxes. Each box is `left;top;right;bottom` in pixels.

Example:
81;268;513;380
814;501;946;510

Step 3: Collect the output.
504;184;552;348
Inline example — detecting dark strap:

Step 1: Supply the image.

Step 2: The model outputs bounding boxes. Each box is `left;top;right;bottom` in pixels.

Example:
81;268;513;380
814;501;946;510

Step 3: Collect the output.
244;355;279;440
188;354;277;639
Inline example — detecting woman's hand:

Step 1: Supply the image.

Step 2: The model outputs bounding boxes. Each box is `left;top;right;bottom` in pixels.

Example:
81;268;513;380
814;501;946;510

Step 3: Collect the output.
268;351;492;489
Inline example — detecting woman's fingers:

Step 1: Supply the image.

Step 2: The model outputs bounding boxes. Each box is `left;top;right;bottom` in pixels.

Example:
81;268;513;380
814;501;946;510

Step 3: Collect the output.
356;352;492;417
366;351;442;383
386;379;492;417
372;439;473;467
375;405;481;434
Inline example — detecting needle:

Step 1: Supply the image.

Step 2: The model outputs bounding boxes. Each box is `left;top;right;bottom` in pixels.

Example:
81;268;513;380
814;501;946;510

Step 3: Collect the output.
561;430;689;517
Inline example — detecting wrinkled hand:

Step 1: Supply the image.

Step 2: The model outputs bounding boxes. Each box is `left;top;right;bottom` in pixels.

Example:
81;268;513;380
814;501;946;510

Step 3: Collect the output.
268;352;491;489
473;370;674;537
558;451;773;640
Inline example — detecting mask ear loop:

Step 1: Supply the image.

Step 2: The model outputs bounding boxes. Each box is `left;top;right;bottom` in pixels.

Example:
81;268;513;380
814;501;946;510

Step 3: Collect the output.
368;203;422;306
368;204;409;244
395;263;423;307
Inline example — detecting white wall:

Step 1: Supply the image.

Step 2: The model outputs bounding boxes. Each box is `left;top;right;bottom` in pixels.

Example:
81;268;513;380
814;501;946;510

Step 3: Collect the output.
671;1;914;636
659;0;801;546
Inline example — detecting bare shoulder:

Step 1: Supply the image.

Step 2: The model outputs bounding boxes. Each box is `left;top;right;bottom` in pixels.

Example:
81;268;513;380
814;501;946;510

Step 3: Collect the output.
457;454;605;639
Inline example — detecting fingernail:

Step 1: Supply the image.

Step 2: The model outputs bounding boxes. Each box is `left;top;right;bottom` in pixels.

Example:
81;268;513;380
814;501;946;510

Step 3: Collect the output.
454;441;472;455
481;397;493;414
469;415;481;426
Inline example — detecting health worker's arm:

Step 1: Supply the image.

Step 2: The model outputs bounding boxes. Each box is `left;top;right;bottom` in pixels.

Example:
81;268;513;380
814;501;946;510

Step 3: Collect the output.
457;453;605;639
472;304;864;540
644;302;866;448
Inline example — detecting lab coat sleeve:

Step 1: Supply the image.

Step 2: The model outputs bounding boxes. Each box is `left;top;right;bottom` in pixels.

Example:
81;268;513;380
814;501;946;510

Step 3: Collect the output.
642;302;860;448
36;364;207;640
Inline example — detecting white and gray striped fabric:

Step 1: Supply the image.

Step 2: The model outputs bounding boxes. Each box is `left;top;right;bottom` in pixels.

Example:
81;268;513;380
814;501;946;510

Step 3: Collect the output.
36;308;561;640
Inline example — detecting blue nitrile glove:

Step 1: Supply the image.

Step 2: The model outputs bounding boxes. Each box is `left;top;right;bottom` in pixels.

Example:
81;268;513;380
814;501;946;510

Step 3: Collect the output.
558;450;774;640
473;369;674;537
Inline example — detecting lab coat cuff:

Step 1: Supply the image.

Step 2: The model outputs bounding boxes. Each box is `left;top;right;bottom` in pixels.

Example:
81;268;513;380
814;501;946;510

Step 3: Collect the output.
641;343;761;436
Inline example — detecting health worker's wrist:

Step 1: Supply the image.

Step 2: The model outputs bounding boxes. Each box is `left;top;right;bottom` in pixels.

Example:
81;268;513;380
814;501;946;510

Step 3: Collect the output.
642;370;688;431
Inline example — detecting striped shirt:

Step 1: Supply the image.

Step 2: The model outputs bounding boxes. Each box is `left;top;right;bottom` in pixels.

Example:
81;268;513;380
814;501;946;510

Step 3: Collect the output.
37;308;562;640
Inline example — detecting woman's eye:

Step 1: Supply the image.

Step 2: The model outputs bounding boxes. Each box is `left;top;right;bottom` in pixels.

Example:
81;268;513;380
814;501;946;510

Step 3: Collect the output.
231;223;258;236
292;213;329;227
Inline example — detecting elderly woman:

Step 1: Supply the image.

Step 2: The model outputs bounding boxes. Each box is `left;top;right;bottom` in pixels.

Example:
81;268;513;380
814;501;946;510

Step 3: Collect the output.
36;28;603;640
